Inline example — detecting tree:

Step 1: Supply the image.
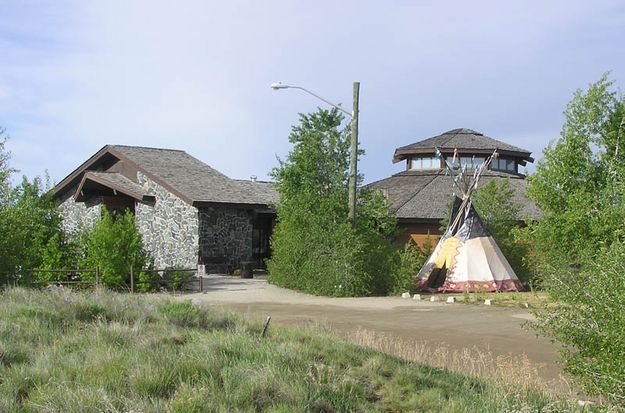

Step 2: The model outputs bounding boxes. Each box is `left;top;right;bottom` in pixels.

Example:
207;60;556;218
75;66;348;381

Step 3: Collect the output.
267;109;397;296
0;130;63;284
527;73;625;266
528;74;625;405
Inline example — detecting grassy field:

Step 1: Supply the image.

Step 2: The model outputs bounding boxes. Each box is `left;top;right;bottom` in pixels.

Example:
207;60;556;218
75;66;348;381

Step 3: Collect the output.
0;288;593;412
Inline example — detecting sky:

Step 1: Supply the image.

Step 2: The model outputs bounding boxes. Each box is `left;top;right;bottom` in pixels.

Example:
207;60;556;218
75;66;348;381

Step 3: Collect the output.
1;0;625;185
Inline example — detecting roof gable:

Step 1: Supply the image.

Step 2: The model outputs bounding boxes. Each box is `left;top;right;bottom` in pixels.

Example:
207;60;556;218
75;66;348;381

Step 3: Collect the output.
53;145;278;207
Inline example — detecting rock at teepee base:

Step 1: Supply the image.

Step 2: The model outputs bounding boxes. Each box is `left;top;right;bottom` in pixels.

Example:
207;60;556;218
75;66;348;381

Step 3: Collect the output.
401;292;411;299
484;299;492;306
413;294;421;301
446;297;455;304
430;296;439;302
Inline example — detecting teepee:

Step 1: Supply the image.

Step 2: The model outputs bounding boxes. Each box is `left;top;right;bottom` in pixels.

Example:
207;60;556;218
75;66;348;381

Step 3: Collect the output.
415;150;523;293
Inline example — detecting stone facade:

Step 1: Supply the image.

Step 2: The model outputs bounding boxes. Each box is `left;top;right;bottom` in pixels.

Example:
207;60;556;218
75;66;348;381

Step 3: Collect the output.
57;172;257;272
198;206;253;272
135;172;199;269
58;189;102;235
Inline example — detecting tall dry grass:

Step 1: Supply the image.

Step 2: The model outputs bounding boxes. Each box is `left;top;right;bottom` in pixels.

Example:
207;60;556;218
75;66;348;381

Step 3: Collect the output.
349;328;578;399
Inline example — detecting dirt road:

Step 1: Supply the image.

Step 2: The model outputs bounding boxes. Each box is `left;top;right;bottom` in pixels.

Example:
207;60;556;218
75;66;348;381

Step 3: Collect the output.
186;276;563;384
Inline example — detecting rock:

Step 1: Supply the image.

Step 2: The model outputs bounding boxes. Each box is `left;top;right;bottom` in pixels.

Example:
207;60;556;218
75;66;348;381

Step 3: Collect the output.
484;299;492;306
413;294;421;301
446;297;455;304
430;296;439;302
401;292;411;299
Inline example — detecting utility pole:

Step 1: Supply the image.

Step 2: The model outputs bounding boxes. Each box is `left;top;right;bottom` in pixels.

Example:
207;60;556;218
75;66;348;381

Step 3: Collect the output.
271;81;360;225
348;82;360;225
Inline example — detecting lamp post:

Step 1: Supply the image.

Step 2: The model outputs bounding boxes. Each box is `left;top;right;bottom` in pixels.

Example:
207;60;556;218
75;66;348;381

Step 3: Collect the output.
271;82;360;225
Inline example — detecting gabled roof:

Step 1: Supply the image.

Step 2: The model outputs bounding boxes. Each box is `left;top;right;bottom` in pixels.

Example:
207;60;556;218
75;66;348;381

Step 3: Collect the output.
53;145;278;207
75;171;152;201
368;170;541;221
393;128;533;164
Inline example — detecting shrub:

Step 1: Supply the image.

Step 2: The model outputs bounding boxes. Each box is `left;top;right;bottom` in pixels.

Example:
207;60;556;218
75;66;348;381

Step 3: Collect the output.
529;74;625;406
388;241;431;295
165;266;194;291
267;109;397;297
82;208;148;288
532;241;625;404
136;258;158;292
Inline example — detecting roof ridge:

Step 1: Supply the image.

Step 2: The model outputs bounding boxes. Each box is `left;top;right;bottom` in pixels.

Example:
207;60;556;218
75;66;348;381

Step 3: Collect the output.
110;144;186;153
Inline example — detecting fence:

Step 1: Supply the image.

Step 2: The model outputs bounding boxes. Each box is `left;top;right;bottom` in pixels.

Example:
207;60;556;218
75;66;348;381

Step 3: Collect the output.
5;267;202;293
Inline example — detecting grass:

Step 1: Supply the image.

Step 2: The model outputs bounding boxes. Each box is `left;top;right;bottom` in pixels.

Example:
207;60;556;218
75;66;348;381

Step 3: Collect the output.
0;288;597;412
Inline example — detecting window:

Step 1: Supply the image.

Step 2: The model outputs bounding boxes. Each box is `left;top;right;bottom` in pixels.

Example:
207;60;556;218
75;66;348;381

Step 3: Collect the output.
447;156;485;170
409;156;439;170
491;158;516;172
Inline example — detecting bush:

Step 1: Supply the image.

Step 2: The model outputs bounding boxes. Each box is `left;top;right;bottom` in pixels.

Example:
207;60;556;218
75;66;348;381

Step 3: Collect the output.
82;208;148;288
388;241;432;295
528;74;625;407
165;266;194;291
533;241;625;404
267;109;397;297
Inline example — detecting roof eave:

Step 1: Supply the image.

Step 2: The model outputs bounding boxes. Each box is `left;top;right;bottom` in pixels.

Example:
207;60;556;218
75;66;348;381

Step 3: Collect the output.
392;147;533;163
52;145;115;198
75;172;147;202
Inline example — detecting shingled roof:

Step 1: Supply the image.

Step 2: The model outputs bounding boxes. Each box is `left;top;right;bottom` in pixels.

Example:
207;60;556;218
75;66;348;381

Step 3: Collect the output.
75;171;152;202
369;170;541;221
53;145;278;207
393;128;533;164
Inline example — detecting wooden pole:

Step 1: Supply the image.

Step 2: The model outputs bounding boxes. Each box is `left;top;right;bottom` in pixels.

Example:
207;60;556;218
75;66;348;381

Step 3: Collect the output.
261;316;272;338
130;267;135;293
95;267;100;289
348;82;360;225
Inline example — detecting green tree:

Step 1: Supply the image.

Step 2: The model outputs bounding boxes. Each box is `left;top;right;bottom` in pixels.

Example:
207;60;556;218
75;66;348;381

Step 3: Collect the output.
267;109;397;296
82;207;148;288
527;73;625;265
0;164;63;284
528;74;625;405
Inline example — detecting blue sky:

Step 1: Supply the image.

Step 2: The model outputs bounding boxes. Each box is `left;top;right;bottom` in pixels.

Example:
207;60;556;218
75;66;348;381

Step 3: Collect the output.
1;0;624;185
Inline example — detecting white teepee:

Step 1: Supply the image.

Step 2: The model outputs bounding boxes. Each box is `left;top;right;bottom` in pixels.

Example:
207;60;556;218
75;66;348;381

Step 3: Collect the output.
415;150;523;293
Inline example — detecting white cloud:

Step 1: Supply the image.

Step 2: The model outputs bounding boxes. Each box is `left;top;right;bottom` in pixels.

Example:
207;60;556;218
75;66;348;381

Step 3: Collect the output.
1;0;624;184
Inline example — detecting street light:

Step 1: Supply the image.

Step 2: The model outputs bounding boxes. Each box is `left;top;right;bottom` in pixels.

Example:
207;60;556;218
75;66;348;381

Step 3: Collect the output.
271;82;360;224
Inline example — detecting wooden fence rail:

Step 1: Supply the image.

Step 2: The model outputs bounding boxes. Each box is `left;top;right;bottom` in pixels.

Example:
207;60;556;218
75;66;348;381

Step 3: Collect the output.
5;267;201;293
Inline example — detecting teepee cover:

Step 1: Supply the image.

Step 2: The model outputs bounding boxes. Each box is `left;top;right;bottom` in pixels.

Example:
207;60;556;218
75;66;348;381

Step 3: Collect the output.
415;149;523;293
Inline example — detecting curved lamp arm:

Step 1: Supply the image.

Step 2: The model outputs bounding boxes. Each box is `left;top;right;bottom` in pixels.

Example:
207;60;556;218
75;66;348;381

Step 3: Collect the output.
270;83;353;118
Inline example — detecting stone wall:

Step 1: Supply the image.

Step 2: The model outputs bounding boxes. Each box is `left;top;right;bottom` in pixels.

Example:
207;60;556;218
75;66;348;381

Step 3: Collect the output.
135;172;199;269
58;189;102;235
198;206;253;272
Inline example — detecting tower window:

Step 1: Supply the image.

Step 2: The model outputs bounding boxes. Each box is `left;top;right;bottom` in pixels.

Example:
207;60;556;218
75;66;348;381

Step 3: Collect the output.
409;156;439;170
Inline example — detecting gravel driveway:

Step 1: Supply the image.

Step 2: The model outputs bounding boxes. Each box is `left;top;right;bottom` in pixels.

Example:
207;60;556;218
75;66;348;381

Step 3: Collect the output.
186;275;564;386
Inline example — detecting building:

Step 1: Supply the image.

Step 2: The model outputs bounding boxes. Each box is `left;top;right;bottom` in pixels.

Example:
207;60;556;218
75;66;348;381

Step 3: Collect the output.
52;145;278;272
368;128;541;246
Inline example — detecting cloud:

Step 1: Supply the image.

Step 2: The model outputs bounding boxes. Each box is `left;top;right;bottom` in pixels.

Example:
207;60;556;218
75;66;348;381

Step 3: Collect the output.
1;0;624;184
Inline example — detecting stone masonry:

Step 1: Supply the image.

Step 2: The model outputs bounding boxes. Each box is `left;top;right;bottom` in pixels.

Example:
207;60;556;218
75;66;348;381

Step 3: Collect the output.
198;206;253;272
58;190;102;235
135;172;199;269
